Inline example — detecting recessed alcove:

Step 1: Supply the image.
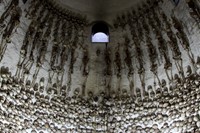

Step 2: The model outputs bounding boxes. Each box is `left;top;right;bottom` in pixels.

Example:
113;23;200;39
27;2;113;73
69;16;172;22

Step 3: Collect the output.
91;21;109;43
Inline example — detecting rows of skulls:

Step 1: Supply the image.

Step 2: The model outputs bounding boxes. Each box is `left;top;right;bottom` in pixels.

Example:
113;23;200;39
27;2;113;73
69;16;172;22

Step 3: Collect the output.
0;0;199;100
0;0;199;132
112;0;200;96
0;67;200;132
0;0;90;98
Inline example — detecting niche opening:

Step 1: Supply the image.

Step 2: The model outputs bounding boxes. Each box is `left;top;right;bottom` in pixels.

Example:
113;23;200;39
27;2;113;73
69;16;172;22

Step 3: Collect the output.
92;22;109;43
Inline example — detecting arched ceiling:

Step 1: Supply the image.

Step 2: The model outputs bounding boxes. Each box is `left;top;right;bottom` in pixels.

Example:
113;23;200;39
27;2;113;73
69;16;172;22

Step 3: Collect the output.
51;0;147;22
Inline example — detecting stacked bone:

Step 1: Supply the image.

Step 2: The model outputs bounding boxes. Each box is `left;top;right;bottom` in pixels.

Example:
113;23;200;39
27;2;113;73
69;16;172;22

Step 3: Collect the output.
0;0;90;98
112;0;200;99
0;0;200;132
0;66;200;132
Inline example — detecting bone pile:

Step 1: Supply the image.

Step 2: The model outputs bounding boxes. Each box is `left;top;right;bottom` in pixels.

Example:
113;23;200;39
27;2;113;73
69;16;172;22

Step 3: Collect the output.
0;66;200;132
0;0;199;132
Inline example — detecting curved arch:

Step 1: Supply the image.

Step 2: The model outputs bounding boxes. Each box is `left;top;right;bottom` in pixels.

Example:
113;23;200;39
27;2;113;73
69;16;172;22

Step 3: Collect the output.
92;21;109;43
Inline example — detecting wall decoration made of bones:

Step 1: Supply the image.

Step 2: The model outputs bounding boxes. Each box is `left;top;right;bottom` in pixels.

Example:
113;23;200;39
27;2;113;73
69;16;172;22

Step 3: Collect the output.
0;0;199;132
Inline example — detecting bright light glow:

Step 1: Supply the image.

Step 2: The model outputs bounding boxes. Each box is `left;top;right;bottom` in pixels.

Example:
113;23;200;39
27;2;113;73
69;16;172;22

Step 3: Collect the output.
92;32;109;43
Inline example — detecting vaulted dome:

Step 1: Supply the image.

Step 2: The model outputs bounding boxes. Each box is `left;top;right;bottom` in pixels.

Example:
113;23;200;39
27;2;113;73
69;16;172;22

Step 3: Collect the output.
0;0;200;132
49;0;148;22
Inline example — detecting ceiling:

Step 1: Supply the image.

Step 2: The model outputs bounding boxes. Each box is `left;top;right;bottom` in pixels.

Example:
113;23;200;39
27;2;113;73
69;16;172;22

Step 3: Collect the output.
51;0;147;23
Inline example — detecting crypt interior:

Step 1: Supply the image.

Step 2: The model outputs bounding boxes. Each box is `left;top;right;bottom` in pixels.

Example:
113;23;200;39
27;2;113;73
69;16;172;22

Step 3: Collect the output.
0;0;200;132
